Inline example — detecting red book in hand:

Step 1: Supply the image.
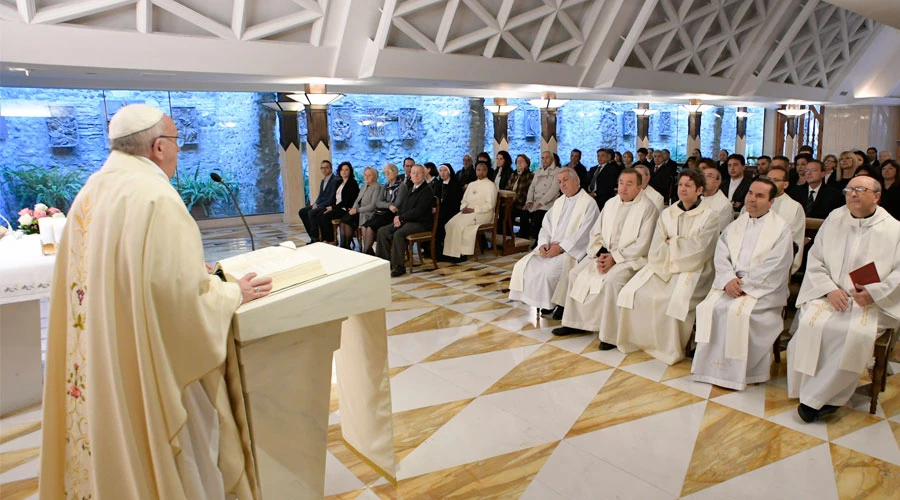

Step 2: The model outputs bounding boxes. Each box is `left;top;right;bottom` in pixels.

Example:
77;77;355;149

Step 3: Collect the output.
849;262;880;289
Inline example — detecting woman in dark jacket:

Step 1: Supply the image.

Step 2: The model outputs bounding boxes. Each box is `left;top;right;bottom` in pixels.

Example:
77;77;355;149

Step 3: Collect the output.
493;150;514;191
316;161;359;242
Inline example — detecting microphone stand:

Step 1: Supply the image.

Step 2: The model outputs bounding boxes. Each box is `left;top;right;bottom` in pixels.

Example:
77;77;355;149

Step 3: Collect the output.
210;172;255;250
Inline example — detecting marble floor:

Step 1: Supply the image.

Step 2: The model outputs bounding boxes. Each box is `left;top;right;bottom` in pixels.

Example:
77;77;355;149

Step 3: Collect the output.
4;222;900;499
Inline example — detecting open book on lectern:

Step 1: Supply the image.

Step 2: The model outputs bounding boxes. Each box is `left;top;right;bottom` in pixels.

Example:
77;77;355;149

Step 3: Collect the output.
214;244;326;294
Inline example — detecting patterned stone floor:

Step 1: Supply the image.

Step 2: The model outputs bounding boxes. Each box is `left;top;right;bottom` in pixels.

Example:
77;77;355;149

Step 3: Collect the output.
4;222;900;499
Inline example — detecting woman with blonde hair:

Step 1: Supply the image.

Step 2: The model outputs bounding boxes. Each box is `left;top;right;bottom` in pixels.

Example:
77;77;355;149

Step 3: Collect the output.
360;163;407;254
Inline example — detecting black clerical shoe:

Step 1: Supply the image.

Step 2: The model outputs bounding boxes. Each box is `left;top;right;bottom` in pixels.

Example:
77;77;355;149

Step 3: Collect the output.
391;267;407;277
818;405;840;418
552;326;586;336
798;403;819;423
551;306;564;320
599;342;617;351
539;308;555;317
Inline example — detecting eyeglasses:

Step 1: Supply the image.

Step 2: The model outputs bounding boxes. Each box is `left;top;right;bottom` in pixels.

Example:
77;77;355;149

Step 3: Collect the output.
157;135;184;147
842;186;875;195
320;166;332;171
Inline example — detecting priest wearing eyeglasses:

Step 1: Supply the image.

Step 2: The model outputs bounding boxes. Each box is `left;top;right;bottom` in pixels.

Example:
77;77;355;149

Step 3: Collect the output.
787;176;900;422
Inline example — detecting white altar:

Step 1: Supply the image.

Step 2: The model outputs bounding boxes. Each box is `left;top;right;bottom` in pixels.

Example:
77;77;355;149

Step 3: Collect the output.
0;233;55;416
232;243;395;499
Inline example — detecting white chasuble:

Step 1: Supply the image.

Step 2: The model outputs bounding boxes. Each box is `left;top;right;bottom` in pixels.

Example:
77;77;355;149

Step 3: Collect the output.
643;187;665;212
787;207;900;409
40;152;257;500
702;190;735;233
615;200;719;365
743;194;805;274
562;194;659;340
509;189;599;309
692;211;793;390
443;178;498;258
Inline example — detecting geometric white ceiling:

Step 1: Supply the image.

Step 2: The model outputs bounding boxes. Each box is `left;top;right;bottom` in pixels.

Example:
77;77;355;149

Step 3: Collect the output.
0;0;895;105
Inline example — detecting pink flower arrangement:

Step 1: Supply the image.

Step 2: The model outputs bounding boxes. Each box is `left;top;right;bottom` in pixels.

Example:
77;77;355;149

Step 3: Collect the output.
16;203;64;235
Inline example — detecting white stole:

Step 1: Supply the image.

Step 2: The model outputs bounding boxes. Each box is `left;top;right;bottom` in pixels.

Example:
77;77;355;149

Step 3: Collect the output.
617;202;714;321
569;197;645;303
695;212;786;361
510;190;593;293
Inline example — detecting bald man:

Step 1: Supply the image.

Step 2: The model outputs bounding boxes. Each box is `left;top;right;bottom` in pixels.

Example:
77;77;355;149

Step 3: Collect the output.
40;105;265;499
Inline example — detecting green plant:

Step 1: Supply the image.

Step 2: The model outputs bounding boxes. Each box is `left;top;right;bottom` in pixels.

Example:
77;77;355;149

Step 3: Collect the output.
1;164;86;212
174;176;229;217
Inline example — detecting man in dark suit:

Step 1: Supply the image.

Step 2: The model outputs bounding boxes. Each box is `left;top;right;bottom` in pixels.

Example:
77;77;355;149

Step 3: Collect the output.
586;148;621;209
299;159;340;243
648;150;676;204
377;164;434;276
789;159;844;218
399;157;415;189
716;149;729;180
662;149;679;172
566;149;589;189
720;153;753;213
634;147;653;168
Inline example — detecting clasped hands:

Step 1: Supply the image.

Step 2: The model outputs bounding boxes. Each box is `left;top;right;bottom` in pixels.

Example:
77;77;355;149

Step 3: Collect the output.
461;207;475;214
724;277;745;298
827;285;874;312
539;242;563;259
595;253;615;274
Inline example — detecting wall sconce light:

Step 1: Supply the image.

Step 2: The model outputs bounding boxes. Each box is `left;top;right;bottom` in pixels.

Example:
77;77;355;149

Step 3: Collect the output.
485;98;518;114
777;104;807;117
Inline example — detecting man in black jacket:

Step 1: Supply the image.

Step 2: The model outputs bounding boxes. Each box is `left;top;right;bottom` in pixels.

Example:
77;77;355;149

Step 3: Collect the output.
299;159;340;243
789;159;844;218
586;148;620;208
720;153;753;213
377;164;434;276
648;150;676;204
566;149;589;189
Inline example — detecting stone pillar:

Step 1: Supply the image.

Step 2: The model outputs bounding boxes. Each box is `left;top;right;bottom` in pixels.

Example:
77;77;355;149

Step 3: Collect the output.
305;104;331;203
687;111;702;156
541;108;558;154
735;107;748;156
784;114;798;159
492;98;510;156
277;103;305;224
468;98;485;156
636;103;650;150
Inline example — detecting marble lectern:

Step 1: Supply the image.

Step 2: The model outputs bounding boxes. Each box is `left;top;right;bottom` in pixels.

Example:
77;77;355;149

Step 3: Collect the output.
231;243;395;499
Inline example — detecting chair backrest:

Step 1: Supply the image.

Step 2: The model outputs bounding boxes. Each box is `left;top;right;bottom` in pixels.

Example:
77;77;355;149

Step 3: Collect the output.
805;217;824;240
430;197;441;235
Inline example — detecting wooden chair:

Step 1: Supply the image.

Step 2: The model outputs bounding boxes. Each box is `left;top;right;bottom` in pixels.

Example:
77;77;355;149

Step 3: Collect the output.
492;190;532;256
473;193;501;260
405;198;441;272
774;217;824;363
858;328;899;414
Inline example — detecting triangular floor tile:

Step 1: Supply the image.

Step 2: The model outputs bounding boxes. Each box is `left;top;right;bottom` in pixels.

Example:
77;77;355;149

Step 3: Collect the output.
830;443;900;498
663;376;713;399
709;383;767;417
418;345;541;395
618;350;655;366
387;307;479;336
580;348;627;368
385;307;436;332
387;324;480;365
393;399;474;461
891;420;900;451
680;402;824;497
619;359;670;382
825;407;883;441
546;334;596;355
324;450;366;497
567;370;704;438
661;359;693;382
0;477;38;500
566;401;708;496
424;324;541;362
831;420;900;466
386;292;435;311
327;424;385;486
682;443;838;500
388;442;557;499
443;301;489;314
766;405;830;441
483;343;611;395
469;310;511;323
0;446;40;474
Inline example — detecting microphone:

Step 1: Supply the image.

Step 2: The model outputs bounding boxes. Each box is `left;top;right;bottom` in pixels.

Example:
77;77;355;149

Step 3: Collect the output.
210;172;255;251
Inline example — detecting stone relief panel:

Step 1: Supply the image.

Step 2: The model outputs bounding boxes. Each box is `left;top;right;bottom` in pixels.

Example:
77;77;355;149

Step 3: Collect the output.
46;106;78;148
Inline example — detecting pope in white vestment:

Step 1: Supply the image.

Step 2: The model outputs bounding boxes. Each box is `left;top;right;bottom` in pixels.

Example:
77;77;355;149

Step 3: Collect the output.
509;169;600;310
693;180;794;390
443;171;498;258
40;105;267;499
616;171;719;364
787;177;900;421
556;174;659;343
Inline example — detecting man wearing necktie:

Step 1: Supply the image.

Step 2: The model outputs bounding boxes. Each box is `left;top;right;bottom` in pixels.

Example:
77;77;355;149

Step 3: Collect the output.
791;159;843;219
299;160;340;243
587;148;621;209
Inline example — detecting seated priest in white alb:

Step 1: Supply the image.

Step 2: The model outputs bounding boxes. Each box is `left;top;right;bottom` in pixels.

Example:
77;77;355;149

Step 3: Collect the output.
615;169;719;364
748;164;805;274
551;168;659;345
442;161;498;262
787;176;900;423
692;179;794;390
634;165;664;211
698;161;735;233
509;168;600;319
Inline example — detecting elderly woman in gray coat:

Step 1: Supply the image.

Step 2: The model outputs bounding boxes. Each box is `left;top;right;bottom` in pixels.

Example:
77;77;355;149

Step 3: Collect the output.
340;166;384;249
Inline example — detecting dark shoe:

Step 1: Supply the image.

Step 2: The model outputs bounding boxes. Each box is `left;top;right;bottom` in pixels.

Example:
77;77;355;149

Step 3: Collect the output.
599;341;617;351
798;403;819;423
551;306;564;320
552;326;587;336
391;267;407;277
539;308;555;317
818;405;840;418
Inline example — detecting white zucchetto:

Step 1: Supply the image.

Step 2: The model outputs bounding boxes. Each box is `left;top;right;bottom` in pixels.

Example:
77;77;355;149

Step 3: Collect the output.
108;104;164;139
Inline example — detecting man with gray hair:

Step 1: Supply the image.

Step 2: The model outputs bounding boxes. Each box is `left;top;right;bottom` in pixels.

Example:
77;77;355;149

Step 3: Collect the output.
633;164;663;211
509;168;600;319
40;104;266;498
